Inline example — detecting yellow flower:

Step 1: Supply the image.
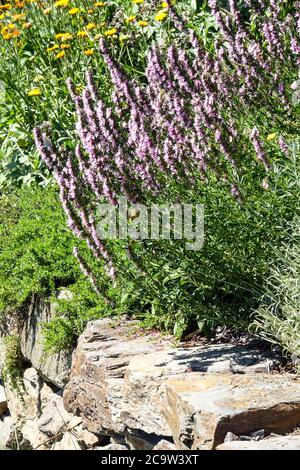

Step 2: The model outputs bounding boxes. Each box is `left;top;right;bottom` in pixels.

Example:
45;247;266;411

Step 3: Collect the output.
55;32;72;41
104;28;117;36
94;2;106;7
54;0;69;7
126;15;136;23
155;10;167;21
43;8;51;15
87;9;93;13
267;133;277;141
133;0;144;4
0;14;4;20
77;30;88;38
86;23;96;30
12;13;25;21
161;1;169;7
27;88;41;96
138;20;148;27
0;4;12;11
68;7;79;15
15;2;25;8
47;44;59;52
84;48;94;56
94;33;102;40
60;43;71;49
23;22;32;29
55;50;65;59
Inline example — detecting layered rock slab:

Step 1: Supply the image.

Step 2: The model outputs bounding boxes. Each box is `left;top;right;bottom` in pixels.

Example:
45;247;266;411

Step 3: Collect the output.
64;318;285;448
162;373;300;449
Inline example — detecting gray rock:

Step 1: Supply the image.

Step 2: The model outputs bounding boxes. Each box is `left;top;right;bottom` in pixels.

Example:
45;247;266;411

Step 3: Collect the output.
153;440;177;450
0;415;31;450
64;319;279;439
217;434;300;450
51;431;82;450
38;394;74;437
20;294;72;388
161;373;300;449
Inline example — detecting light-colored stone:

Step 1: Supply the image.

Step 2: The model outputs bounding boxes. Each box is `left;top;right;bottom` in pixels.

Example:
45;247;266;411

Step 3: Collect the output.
51;431;82;450
217;435;300;450
0;415;31;450
153;439;177;450
77;429;99;448
64;319;278;439
0;384;7;416
38;394;74;437
20;295;72;388
161;373;300;450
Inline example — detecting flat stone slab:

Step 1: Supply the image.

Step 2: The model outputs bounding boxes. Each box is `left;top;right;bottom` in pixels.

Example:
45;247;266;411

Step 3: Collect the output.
64;318;283;441
217;435;300;450
161;373;300;449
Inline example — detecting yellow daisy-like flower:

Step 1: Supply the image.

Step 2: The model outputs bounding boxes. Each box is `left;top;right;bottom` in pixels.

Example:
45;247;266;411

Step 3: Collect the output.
77;30;88;38
155;10;167;21
84;48;94;56
61;43;71;49
104;28;117;36
68;7;79;14
138;20;148;27
27;88;41;96
0;4;12;11
0;14;4;19
12;13;25;21
55;32;72;41
94;2;106;7
267;133;277;141
47;44;59;52
87;9;93;13
55;50;65;59
126;15;136;23
133;0;144;4
54;0;69;7
43;8;51;15
23;22;32;29
86;23;96;30
161;1;169;7
15;2;25;8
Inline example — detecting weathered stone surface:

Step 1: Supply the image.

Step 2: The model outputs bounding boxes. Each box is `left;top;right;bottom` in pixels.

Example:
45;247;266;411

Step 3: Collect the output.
20;295;72;388
38;393;74;437
0;415;31;450
0;384;7;416
77;429;100;448
217;435;300;450
51;431;82;450
153;439;177;450
161;373;300;450
64;318;173;436
64;319;281;439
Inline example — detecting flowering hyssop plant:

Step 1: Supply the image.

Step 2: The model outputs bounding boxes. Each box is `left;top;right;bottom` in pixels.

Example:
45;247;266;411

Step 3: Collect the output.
34;1;300;283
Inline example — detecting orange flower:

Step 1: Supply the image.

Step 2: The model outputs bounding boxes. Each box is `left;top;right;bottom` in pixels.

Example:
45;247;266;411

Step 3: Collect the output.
84;48;94;56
